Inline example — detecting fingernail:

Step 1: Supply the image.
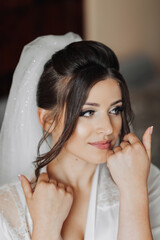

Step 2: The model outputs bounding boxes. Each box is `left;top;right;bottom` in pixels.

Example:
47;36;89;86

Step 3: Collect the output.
149;126;153;135
18;174;22;181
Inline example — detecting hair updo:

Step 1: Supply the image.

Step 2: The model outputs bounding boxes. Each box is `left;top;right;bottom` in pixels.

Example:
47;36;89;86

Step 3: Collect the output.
35;40;133;178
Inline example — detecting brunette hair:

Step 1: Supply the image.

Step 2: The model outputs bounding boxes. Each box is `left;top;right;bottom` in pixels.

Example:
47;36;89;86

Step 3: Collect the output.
35;40;133;178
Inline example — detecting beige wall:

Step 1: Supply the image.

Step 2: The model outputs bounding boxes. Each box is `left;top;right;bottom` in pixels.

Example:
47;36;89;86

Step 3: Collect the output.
84;0;160;70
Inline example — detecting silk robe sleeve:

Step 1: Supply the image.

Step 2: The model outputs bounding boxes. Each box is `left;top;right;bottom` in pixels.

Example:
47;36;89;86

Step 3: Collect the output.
148;164;160;239
0;182;32;239
0;214;13;240
94;163;160;240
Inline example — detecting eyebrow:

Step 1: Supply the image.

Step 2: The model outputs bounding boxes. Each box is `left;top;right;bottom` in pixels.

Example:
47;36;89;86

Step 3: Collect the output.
84;100;123;107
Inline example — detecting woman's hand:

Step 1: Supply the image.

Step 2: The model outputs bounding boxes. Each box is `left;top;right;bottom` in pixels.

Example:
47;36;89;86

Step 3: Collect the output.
107;126;154;240
20;173;73;240
106;126;153;193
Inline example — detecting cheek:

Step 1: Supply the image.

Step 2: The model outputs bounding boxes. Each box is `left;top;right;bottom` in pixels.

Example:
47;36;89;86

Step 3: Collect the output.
69;119;91;143
113;116;122;136
64;120;91;157
75;122;87;138
118;117;122;131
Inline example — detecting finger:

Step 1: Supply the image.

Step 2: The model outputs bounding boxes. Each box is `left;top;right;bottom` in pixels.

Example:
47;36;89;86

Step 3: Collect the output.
57;183;65;189
113;146;122;153
49;179;57;186
66;186;73;195
37;172;49;183
142;126;153;162
106;149;114;159
105;149;114;169
20;175;33;202
123;132;140;145
120;141;130;149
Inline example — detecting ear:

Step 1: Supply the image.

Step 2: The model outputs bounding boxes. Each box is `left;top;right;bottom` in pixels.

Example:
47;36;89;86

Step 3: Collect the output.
37;108;54;133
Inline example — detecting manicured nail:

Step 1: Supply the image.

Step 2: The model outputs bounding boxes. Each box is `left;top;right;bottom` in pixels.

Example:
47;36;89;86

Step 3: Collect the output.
18;174;22;181
149;126;153;135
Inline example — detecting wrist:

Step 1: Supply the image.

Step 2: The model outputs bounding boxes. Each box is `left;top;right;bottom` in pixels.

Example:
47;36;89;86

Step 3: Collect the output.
32;225;61;240
118;184;152;240
119;183;148;198
119;185;149;212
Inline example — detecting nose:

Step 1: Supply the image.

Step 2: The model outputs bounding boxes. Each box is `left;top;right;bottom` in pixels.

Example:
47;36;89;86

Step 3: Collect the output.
96;114;113;136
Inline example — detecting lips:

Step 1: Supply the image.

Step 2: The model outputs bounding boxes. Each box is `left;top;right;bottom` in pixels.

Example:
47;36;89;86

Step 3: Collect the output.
88;140;111;150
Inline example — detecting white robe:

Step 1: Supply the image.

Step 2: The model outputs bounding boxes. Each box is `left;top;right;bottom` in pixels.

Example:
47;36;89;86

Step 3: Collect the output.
0;163;160;239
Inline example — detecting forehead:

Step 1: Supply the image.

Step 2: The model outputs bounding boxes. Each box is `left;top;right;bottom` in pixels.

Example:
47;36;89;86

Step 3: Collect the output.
86;78;122;103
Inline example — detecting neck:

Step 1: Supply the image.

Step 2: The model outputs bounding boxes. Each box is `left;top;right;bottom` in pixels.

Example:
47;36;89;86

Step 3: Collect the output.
47;150;97;191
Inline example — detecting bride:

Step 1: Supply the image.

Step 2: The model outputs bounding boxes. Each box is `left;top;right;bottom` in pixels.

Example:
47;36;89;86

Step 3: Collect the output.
0;32;160;240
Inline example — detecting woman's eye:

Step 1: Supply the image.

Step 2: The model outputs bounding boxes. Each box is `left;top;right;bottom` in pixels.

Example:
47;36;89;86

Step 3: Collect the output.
79;110;95;117
109;106;124;115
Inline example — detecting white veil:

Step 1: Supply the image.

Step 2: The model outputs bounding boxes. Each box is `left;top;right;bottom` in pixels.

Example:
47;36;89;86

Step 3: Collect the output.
0;32;82;186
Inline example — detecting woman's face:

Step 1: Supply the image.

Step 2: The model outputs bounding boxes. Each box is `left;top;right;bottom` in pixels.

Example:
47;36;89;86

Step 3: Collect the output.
53;78;123;164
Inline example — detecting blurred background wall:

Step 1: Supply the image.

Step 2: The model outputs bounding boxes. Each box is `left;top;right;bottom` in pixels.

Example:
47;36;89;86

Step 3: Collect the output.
84;0;160;71
0;0;160;168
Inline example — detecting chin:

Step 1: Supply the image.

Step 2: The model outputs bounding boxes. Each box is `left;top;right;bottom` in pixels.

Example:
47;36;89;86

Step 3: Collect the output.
86;154;108;165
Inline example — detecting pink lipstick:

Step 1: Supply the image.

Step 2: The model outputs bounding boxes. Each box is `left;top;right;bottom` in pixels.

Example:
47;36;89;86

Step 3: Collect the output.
88;140;111;150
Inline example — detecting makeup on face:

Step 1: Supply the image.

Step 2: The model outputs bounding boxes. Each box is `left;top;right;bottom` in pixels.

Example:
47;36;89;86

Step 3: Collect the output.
88;140;111;150
52;78;123;165
80;100;124;118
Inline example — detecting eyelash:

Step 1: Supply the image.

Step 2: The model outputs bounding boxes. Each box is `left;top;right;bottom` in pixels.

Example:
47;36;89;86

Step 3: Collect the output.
79;106;124;118
109;106;124;115
79;110;95;117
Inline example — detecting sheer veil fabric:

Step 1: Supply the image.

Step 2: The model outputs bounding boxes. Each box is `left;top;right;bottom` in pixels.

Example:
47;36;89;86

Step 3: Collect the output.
0;32;82;186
